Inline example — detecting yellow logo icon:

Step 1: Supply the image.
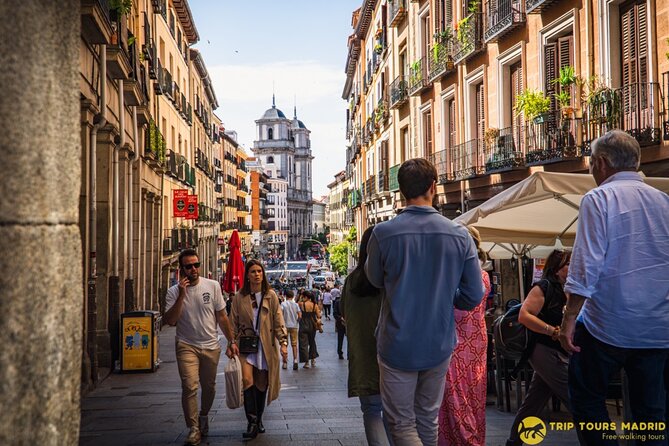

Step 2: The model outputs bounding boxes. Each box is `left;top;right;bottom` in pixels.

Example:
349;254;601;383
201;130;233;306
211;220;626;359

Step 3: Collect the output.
518;416;547;445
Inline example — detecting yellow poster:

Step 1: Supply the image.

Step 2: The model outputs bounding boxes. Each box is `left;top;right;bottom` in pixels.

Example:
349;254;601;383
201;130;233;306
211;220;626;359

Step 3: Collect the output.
121;316;153;371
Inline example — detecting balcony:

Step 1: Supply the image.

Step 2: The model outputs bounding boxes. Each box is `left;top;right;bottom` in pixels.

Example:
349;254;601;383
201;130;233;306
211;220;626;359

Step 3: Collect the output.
389;165;400;192
524;110;583;166
451;139;485;180
409;57;430;96
390;76;409;109
364;175;376;202
81;0;113;44
484;0;525;42
453;13;485;64
526;0;560;14
349;188;362;208
145;119;166;167
484;126;526;173
106;26;133;79
427;149;452;183
390;0;408;27
428;42;455;82
377;170;390;194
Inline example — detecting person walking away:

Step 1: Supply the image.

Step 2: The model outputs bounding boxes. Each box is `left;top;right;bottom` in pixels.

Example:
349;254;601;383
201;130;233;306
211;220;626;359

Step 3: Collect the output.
280;290;301;370
330;283;341;303
560;129;669;445
365;158;484;446
164;249;239;446
504;250;584;446
438;226;491;446
322;288;333;320
230;260;289;440
298;290;321;368
332;289;346;360
341;226;392;446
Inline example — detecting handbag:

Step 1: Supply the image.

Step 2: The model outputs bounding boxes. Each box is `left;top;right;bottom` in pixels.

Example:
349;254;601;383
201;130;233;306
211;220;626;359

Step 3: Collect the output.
238;293;264;354
224;356;243;409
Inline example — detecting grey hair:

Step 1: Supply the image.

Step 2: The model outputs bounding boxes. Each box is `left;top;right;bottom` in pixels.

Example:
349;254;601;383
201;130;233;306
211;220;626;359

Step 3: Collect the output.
591;129;640;171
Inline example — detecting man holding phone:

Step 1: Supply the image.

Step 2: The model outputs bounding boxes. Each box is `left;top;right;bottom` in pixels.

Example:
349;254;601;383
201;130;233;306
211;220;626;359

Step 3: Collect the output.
164;249;239;446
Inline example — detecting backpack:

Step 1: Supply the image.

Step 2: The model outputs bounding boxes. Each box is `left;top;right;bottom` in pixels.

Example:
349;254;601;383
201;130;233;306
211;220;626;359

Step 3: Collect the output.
493;303;531;361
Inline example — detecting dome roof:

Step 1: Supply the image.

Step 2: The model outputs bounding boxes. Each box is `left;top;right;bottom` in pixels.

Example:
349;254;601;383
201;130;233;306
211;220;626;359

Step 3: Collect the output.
261;106;286;120
292;117;307;129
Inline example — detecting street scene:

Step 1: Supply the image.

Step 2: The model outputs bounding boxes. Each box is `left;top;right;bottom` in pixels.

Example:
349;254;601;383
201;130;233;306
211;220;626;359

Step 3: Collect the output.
2;0;669;445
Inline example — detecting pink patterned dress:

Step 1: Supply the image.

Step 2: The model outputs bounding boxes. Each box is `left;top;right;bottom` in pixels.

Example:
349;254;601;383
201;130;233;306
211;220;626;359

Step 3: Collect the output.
438;269;491;446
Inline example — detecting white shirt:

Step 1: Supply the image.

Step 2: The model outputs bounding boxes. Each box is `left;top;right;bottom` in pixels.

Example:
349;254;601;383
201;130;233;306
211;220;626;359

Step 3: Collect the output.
322;292;333;305
281;299;300;329
245;292;268;371
165;278;225;349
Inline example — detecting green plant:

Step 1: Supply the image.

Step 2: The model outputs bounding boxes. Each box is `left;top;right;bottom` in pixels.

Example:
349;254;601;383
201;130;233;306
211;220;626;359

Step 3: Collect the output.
410;60;422;84
434;29;453;44
514;89;551;119
484;128;500;147
554;90;571;108
374;43;383;54
110;0;132;16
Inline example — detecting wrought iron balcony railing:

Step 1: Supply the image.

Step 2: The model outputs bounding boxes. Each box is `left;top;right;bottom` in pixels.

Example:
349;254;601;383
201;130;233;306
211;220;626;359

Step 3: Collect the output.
390;0;408;27
484;126;526;172
524;109;582;165
409;56;430;96
484;0;525;42
450;139;485;180
389;165;400;192
428;41;455;82
427;148;451;183
364;176;376;201
452;13;485;64
390;75;409;109
377;170;389;193
526;0;560;14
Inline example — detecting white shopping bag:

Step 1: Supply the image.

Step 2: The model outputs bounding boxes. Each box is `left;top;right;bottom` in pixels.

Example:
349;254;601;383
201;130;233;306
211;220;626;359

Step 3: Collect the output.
224;356;243;409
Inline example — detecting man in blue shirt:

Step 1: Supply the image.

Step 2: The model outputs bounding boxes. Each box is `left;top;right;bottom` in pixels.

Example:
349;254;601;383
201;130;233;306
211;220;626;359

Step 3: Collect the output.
365;158;484;446
561;130;669;445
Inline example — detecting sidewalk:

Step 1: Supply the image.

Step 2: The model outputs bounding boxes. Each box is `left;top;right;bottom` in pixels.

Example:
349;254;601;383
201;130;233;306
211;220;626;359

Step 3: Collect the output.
80;318;581;445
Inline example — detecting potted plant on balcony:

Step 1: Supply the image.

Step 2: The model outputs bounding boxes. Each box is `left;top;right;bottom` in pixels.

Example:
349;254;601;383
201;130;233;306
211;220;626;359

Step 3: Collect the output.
552;65;578;119
515;89;551;124
374;43;384;54
484;128;500;151
410;60;422;86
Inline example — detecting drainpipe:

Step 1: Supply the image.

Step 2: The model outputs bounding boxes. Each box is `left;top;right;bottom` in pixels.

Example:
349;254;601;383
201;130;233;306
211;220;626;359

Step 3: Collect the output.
87;44;107;386
125;106;139;311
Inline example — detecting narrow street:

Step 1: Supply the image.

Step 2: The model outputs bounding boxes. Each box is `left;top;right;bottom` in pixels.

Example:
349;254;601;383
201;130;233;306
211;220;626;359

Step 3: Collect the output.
80;318;581;445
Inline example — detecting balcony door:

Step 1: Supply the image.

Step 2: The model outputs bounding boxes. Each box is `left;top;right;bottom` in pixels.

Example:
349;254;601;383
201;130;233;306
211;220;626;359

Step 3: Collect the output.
510;61;524;153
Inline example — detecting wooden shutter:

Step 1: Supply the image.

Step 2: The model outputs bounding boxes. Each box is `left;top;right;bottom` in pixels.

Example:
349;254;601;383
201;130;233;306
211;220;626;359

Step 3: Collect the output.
476;83;485;142
381;140;389;172
435;0;444;33
424;110;433;156
621;1;648;86
557;35;574;106
544;42;558;112
448;98;456;148
510;62;523;151
445;0;453;28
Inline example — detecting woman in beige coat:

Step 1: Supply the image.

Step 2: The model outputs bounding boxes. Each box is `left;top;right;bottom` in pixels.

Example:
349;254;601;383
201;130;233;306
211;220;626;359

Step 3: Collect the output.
230;259;288;439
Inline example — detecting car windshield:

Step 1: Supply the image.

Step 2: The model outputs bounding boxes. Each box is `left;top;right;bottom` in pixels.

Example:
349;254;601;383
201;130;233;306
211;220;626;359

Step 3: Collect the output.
286;262;308;271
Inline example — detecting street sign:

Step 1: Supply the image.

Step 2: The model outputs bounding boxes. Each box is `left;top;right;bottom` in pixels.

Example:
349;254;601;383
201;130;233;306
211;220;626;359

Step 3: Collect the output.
185;194;198;220
173;189;188;217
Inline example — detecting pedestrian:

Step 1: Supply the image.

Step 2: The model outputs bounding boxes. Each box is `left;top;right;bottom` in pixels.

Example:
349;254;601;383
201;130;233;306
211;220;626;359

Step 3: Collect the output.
560;129;669;445
230;259;289;440
365;158;484;446
341;225;391;446
332;288;346;360
330;283;341;302
322;287;333;320
503;250;583;446
281;290;301;371
298;290;321;369
163;249;239;446
438;226;491;446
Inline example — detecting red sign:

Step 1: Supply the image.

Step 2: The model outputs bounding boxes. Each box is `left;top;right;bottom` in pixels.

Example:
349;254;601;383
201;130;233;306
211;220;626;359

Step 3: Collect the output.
173;189;188;218
185;194;199;220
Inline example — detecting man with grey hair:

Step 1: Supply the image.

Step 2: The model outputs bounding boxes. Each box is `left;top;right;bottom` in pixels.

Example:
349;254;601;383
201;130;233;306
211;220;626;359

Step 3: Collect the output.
560;130;669;445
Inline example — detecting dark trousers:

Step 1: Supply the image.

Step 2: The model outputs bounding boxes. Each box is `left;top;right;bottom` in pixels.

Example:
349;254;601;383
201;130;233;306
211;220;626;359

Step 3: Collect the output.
569;322;669;446
337;329;346;356
323;304;331;318
299;330;318;363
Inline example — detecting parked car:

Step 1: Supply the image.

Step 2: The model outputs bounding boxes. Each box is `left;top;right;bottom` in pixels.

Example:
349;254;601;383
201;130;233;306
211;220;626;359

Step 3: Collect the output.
312;276;327;287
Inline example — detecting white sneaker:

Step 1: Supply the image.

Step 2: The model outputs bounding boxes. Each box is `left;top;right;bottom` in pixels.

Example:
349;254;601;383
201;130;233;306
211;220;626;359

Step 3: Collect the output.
198;415;209;435
186;426;201;445
311;359;316;367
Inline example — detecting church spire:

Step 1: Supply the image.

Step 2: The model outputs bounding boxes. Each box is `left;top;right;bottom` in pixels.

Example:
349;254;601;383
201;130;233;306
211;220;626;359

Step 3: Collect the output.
272;93;276;108
294;95;297;119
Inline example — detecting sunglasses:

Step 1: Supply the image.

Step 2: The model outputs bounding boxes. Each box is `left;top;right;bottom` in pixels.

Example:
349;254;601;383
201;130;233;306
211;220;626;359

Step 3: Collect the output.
182;262;200;270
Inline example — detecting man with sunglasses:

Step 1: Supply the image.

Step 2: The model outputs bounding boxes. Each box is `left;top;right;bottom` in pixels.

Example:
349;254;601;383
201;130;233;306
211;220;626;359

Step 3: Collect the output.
164;249;239;446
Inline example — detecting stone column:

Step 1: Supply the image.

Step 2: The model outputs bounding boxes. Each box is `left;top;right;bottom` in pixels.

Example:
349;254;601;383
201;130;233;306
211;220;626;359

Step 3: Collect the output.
0;2;82;444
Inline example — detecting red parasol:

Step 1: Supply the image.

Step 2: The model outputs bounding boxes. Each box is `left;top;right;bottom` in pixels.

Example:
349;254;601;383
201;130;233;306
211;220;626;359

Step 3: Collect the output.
223;230;245;294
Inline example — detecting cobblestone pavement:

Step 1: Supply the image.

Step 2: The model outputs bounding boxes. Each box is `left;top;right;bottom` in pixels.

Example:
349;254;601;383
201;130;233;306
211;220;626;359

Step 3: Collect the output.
81;319;586;445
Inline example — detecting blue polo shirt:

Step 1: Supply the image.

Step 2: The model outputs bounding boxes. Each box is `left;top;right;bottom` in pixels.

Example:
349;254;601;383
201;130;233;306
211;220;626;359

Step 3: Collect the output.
365;206;484;371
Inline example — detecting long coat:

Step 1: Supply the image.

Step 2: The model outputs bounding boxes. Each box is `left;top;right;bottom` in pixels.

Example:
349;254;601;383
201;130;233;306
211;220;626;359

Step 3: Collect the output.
230;289;288;405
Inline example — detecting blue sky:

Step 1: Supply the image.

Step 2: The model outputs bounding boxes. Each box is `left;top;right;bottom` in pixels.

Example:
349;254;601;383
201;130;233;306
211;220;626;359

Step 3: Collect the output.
189;1;361;197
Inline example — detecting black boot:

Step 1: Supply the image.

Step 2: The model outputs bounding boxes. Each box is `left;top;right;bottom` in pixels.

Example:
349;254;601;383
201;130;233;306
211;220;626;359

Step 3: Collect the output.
242;387;259;440
256;388;267;434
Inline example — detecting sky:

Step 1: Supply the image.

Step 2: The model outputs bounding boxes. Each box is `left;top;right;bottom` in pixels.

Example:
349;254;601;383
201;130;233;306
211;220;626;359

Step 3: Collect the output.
188;1;361;198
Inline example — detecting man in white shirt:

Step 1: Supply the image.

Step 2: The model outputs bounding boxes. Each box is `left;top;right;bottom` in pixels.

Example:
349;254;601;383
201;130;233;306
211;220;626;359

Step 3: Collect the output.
322;289;333;320
281;290;301;370
164;249;239;446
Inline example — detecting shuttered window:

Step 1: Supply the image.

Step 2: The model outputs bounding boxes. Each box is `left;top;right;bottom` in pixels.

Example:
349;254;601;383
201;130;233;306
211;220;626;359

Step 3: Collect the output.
380;140;389;173
476;83;485;142
621;1;648;86
510;62;523;152
423;110;433;157
544;34;573;111
448;98;456;148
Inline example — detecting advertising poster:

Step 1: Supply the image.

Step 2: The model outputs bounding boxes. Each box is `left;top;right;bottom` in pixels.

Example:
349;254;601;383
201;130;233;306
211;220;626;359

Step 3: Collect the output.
173;189;188;218
185;194;198;220
121;316;152;371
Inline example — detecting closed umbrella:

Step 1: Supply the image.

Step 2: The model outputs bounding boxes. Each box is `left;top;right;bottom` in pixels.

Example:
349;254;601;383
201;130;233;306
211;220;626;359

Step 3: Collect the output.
223;230;245;295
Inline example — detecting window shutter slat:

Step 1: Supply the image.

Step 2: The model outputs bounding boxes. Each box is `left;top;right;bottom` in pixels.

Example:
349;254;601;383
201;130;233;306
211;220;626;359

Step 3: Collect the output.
544;42;557;111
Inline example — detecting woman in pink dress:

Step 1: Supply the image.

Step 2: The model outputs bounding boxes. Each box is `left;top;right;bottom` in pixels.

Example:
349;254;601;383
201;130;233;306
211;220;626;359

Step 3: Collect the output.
438;226;491;446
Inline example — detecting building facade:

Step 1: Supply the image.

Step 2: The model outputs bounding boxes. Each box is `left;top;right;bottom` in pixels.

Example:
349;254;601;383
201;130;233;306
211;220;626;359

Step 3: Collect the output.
253;100;314;257
327;170;351;245
343;0;669;241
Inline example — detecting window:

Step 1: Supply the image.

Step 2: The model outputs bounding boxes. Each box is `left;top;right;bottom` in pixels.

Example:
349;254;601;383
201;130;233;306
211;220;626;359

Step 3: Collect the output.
620;1;648;86
435;0;453;32
422;108;433;157
401;126;410;162
268;127;273;140
545;34;573;110
448;98;456;149
510;61;524;150
169;12;175;37
420;12;431;58
475;82;485;142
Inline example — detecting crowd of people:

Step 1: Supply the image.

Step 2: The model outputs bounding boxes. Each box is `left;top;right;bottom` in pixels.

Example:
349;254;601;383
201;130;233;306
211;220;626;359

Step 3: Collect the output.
163;130;669;446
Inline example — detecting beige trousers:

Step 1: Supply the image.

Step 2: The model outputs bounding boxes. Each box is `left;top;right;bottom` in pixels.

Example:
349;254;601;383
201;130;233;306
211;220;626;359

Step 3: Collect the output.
175;341;221;428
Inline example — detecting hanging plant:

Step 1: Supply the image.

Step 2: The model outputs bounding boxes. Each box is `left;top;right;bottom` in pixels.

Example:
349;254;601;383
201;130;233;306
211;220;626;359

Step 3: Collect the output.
110;0;132;17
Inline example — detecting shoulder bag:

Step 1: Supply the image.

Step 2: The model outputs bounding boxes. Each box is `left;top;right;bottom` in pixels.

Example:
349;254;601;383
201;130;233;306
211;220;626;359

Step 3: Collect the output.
238;293;264;354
